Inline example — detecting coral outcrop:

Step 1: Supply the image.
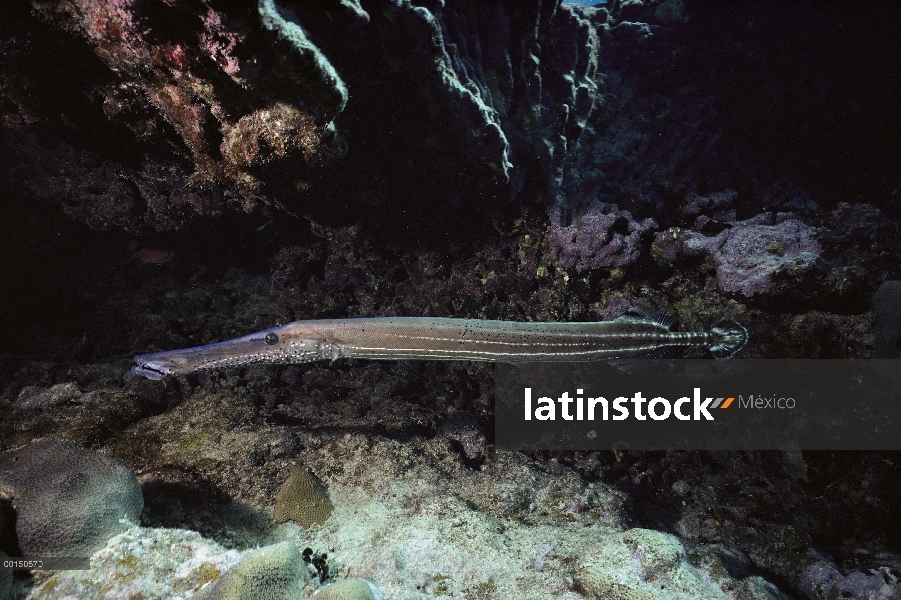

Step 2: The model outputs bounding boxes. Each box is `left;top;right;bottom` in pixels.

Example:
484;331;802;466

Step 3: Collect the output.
13;382;84;411
194;541;309;600
0;440;143;557
0;0;694;233
2;4;901;600
547;201;657;270
24;527;242;598
801;560;901;600
274;466;333;528
3;0;341;233
313;578;383;600
653;212;822;296
575;528;727;599
557;3;725;217
258;0;349;114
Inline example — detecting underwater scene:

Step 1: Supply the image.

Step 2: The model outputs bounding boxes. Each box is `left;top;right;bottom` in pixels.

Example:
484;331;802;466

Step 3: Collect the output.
1;0;900;598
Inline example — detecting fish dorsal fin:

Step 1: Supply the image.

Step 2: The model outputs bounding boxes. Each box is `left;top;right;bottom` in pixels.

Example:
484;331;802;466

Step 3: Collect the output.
618;306;679;331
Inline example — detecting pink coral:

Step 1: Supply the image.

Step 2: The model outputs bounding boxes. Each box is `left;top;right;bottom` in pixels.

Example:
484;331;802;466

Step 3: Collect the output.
198;7;252;79
24;0;336;231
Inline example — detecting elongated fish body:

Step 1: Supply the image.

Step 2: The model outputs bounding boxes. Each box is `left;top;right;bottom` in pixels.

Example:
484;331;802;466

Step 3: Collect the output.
131;312;748;380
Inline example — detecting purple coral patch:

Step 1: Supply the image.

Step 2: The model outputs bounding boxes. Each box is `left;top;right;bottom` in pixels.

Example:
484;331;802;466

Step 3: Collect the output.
657;212;822;297
547;203;658;271
801;561;901;600
601;297;632;321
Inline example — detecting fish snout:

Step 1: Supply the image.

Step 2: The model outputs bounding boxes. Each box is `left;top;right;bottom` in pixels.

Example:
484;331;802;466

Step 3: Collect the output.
131;350;194;379
131;360;171;380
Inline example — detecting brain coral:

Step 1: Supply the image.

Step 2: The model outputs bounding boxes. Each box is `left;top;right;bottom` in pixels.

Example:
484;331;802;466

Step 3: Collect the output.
0;440;143;557
313;578;383;600
274;466;333;527
193;541;309;600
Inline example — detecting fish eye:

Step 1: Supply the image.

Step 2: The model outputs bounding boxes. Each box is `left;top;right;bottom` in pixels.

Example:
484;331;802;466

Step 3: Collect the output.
265;332;279;345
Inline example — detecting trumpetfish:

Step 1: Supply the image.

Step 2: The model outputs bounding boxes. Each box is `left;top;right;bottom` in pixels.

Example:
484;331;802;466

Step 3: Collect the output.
131;309;748;380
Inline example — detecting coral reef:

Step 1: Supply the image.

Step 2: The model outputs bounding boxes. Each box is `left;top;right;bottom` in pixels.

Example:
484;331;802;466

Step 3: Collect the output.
274;466;334;528
3;0;898;235
25;526;243;598
0;0;692;234
12;382;84;411
279;0;611;222
0;440;143;557
312;578;383;600
547;201;658;271
575;528;726;599
558;5;725;216
193;540;308;600
257;0;348;114
1;0;340;233
0;3;901;599
654;212;822;296
0;202;898;596
801;559;901;600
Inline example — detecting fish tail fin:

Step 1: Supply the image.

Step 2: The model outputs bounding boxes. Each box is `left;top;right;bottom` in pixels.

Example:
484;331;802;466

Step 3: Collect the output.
708;318;748;359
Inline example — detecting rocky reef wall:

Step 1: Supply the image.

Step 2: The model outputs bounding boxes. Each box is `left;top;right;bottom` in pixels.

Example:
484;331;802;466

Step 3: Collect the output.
1;0;718;235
